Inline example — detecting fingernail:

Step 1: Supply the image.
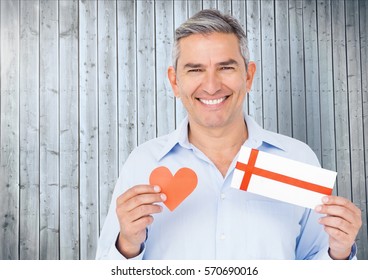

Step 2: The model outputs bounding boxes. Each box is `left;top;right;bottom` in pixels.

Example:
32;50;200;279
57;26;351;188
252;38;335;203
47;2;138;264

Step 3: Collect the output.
160;193;167;201
153;185;161;192
322;196;329;203
315;205;322;212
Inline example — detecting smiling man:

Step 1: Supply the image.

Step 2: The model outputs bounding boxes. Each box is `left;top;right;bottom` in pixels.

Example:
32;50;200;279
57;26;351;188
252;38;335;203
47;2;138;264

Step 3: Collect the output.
168;32;255;177
96;9;361;260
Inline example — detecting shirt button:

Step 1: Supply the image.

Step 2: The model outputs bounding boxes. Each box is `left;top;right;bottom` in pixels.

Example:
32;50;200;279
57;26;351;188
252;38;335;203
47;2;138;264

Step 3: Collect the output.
221;193;226;200
220;234;226;240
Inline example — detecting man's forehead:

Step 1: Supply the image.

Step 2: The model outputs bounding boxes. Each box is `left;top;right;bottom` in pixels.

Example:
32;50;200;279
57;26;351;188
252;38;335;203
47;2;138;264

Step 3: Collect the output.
178;32;239;46
176;33;243;67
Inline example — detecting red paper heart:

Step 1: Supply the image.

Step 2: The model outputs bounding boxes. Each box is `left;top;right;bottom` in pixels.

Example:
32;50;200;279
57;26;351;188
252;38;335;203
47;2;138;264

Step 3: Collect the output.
149;166;198;211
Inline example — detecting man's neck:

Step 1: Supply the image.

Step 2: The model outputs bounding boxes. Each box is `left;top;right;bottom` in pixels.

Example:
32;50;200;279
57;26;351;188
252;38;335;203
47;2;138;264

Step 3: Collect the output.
188;116;248;177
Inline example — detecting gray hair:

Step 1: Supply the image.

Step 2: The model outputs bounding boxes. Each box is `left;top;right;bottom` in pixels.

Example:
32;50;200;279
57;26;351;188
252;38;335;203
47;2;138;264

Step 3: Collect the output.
172;9;249;70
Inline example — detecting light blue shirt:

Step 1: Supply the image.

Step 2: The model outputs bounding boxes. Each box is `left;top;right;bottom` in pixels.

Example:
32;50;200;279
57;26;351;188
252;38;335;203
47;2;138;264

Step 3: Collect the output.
96;114;356;260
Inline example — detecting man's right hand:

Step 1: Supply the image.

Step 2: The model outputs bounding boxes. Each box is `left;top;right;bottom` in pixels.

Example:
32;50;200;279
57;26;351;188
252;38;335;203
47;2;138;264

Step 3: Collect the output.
115;185;166;258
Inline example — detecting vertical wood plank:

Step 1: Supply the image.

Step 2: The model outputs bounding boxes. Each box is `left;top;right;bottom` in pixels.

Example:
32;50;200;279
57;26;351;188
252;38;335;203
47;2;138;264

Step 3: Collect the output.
261;0;277;131
98;0;118;231
231;0;246;113
289;0;307;142
174;0;188;126
79;0;99;260
231;0;246;33
331;0;351;199
19;0;39;260
217;0;231;14
137;0;156;144
317;0;336;171
117;0;137;168
0;0;20;260
203;0;216;10
156;0;175;137
345;0;367;260
247;0;262;124
275;0;292;137
175;0;202;126
188;0;202;16
59;0;79;260
39;0;59;260
360;0;368;259
303;0;322;161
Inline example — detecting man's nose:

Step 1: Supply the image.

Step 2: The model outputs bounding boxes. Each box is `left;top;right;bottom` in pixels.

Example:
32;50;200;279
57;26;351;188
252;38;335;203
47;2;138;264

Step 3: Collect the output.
201;71;221;95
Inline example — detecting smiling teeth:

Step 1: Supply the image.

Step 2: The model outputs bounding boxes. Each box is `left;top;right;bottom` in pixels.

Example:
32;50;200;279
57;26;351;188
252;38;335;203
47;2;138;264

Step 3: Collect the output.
200;97;226;105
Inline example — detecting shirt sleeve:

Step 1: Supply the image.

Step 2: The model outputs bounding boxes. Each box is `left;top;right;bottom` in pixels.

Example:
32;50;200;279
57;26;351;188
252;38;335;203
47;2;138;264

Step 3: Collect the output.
295;208;330;260
103;238;146;260
295;207;358;260
95;154;147;260
347;243;358;260
309;243;358;260
95;188;147;260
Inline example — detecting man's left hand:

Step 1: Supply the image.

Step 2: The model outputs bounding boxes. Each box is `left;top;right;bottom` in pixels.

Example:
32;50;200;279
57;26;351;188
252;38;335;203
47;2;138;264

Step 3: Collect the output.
315;195;362;260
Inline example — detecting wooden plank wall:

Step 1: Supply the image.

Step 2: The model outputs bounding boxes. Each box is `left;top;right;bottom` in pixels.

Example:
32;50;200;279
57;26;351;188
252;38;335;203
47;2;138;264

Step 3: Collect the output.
0;0;367;260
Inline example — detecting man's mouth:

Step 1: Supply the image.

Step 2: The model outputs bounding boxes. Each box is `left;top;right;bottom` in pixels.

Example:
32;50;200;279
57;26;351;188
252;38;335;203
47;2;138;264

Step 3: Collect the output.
198;97;227;105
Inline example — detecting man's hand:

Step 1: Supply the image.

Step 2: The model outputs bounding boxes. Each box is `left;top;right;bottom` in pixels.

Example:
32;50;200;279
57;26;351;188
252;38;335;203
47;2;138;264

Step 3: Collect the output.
315;196;362;259
115;185;166;258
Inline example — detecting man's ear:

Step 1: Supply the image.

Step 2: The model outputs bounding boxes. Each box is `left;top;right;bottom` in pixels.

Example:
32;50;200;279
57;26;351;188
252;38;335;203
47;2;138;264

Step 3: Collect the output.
245;61;256;93
168;66;180;97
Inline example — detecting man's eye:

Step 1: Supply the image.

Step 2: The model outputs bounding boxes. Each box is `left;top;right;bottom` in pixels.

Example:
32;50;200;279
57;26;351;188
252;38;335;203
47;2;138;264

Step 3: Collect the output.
188;69;202;73
220;66;235;71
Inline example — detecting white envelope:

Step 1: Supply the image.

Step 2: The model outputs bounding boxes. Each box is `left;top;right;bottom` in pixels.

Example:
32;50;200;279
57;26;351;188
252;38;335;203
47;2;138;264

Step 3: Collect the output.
231;146;337;209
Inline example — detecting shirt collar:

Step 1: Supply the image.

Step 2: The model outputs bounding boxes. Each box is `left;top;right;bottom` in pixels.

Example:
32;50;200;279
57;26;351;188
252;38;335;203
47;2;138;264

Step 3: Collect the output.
157;113;286;161
156;116;190;161
243;114;287;151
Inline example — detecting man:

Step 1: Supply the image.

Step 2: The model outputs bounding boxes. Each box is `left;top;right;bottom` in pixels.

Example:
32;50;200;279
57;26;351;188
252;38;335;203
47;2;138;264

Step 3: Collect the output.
96;9;361;260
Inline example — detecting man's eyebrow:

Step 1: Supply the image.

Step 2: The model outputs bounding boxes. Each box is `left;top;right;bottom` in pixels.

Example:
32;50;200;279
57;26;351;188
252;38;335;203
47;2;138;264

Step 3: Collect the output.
183;59;239;69
183;63;204;69
216;59;239;66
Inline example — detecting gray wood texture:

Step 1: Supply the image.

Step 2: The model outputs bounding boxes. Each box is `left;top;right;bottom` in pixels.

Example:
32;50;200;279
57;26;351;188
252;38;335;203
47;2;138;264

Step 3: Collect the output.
137;0;156;145
19;0;39;260
275;0;292;137
59;0;79;260
156;0;175;137
332;0;351;200
304;0;322;162
247;0;263;126
39;0;59;260
261;0;277;132
174;0;188;126
361;0;368;262
1;0;20;260
289;0;307;143
97;0;118;234
0;0;367;260
317;0;335;172
79;0;99;260
345;0;368;259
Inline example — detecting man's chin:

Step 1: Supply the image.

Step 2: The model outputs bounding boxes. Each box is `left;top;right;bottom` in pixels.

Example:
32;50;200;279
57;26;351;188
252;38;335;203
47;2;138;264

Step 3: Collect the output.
197;118;228;129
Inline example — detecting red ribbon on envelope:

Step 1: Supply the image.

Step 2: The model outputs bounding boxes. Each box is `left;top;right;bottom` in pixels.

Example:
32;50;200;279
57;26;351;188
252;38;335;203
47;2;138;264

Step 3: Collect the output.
235;149;333;195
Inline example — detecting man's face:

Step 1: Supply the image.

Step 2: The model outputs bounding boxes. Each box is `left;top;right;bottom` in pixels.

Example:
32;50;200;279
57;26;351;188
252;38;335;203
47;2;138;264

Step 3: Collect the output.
168;32;256;130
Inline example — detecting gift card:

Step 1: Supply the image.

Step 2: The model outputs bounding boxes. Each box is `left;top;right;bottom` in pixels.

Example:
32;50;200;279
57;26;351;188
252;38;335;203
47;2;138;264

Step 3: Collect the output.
231;147;336;209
